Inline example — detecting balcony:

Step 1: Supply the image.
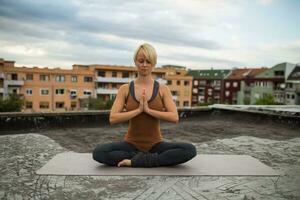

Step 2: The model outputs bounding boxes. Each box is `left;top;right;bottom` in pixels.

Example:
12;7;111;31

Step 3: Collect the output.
96;77;134;83
96;88;118;94
5;80;24;86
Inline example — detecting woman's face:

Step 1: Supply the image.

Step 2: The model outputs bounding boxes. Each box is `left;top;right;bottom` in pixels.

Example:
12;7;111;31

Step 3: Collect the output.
135;49;154;77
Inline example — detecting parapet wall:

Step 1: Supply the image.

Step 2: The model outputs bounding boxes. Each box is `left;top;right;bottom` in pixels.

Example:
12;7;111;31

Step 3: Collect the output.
0;108;211;132
0;106;299;133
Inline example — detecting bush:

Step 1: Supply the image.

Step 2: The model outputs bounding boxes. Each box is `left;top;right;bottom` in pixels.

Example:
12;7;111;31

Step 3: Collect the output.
0;94;24;112
255;94;283;105
88;97;115;110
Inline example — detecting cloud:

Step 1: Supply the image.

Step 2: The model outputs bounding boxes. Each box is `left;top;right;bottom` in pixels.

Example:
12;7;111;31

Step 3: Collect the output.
258;0;274;6
0;0;298;69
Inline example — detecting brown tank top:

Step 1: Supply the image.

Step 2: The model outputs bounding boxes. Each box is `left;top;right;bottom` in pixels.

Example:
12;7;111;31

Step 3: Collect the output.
124;80;164;152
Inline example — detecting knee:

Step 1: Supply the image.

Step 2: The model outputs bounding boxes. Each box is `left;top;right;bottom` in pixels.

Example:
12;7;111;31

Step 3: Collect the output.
184;143;197;159
92;144;109;163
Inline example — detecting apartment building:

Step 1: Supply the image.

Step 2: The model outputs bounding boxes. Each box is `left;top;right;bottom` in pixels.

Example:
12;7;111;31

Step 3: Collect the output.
253;63;287;104
162;65;193;107
237;68;268;104
188;69;230;106
2;61;95;112
1;59;193;112
73;64;168;102
285;64;300;105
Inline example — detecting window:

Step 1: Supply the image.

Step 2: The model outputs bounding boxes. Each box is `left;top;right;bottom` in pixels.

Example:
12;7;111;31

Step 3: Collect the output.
11;74;18;80
177;80;181;85
175;101;180;106
112;71;117;77
183;101;189;106
84;90;92;96
70;90;77;96
40;75;49;81
71;76;77;82
122;71;129;78
84;76;93;82
71;101;77;109
225;91;230;97
199;88;205;96
192;88;198;94
26;89;32;95
193;80;198;86
171;91;177;96
286;94;290;99
98;83;108;88
192;96;198;102
40;89;49;95
184;81;189;86
199;80;206;85
39;102;49;109
55;75;65;82
25;101;33;109
214;80;221;86
55;102;64;109
167;80;172;85
291;94;295;99
98;70;105;77
156;74;163;78
26;74;33;81
233;82;238;87
208;88;212;96
112;83;117;89
274;71;284;76
55;89;65;95
226;82;230;88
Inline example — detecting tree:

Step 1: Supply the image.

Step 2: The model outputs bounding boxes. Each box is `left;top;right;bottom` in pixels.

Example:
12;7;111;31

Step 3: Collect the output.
255;94;283;105
88;97;115;110
0;94;24;112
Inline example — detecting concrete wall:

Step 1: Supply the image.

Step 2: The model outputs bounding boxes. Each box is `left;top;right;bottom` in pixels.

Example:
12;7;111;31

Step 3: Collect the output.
0;108;212;132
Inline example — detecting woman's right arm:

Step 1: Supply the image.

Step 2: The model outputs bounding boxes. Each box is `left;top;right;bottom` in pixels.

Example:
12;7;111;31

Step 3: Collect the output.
109;84;142;125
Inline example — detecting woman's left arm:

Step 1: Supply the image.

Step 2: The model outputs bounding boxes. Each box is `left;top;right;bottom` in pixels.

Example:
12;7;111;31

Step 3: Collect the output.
145;84;179;123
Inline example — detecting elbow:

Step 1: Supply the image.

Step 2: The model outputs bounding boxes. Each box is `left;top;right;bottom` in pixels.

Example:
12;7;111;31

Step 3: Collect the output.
109;114;116;125
172;113;179;124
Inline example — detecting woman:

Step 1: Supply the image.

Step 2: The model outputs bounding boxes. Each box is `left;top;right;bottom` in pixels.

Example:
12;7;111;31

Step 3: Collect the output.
92;43;197;167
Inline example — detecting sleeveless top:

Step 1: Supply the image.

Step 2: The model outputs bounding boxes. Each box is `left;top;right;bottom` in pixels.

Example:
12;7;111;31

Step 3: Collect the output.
124;80;164;152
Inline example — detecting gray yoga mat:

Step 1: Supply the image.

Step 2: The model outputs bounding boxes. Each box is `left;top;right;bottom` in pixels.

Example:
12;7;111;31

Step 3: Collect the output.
36;152;279;176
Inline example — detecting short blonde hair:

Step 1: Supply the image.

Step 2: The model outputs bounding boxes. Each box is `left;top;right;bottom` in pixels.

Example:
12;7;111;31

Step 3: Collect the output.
133;43;157;66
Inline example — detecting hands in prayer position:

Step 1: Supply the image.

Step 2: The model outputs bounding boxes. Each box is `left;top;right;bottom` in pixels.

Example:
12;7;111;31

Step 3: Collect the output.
138;88;150;114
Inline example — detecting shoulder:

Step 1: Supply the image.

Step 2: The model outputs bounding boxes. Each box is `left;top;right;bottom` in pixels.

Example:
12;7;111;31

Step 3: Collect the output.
119;83;130;96
158;83;170;98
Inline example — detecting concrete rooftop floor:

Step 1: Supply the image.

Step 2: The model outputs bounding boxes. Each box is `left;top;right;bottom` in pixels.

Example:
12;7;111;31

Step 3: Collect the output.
0;112;300;200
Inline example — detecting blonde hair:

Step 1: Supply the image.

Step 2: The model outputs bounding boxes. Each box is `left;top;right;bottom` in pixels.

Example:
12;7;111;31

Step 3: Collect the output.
133;43;157;66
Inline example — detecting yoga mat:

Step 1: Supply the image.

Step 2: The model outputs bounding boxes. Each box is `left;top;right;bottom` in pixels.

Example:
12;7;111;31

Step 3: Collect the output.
36;152;279;176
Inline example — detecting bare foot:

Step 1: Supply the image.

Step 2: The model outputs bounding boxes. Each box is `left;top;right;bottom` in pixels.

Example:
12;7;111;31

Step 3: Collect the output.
117;159;132;167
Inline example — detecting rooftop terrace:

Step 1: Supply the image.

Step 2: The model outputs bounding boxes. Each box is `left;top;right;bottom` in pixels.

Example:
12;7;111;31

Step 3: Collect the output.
0;107;299;199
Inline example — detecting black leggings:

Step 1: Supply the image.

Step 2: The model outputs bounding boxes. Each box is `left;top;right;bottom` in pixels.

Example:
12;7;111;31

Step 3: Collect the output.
92;141;197;167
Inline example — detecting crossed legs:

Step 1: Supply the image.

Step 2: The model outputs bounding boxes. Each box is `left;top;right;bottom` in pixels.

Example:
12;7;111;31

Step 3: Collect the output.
92;141;197;167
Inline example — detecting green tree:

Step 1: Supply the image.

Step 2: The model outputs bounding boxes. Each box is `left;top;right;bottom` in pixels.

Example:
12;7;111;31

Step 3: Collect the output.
88;97;115;110
0;94;24;112
255;94;283;105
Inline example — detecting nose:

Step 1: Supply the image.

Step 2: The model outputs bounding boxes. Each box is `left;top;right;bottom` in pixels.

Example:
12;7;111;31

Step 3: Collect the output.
142;61;147;66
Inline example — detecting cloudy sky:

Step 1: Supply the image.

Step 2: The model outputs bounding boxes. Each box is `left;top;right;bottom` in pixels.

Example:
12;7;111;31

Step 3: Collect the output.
0;0;299;69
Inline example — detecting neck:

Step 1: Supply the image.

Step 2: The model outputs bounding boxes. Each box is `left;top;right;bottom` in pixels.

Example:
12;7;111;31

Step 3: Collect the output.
135;75;154;85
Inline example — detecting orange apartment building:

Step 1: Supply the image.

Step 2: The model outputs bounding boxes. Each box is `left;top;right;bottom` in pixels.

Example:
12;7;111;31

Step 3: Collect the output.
162;65;193;107
0;59;193;112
